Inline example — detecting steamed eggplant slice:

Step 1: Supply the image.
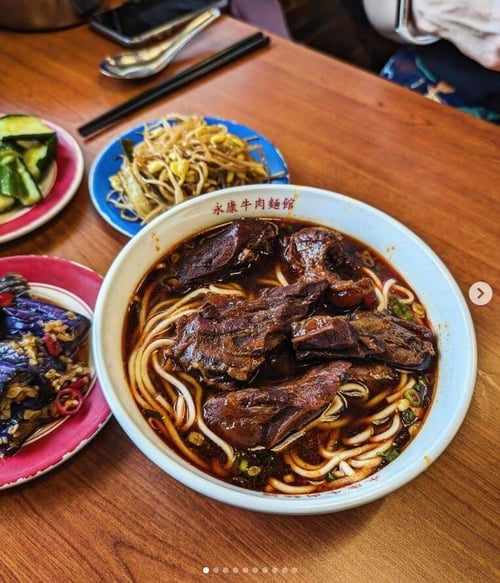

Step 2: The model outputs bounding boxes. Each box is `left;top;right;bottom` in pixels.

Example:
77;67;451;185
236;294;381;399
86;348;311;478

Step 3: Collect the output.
0;273;90;356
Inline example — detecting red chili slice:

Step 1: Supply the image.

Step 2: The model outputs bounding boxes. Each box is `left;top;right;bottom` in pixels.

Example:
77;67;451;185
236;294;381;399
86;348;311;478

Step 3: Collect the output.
44;332;62;357
0;292;14;307
68;377;88;392
55;387;84;416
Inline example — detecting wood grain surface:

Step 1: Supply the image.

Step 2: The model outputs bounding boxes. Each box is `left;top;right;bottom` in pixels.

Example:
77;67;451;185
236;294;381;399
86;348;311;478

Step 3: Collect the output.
0;13;498;583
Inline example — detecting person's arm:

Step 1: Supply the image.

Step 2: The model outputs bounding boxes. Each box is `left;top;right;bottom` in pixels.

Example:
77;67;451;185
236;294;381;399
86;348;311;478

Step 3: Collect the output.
363;0;402;43
363;0;500;70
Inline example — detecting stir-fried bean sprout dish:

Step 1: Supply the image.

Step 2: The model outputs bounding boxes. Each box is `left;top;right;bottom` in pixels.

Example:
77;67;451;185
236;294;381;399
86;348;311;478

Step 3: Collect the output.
108;114;271;224
124;218;437;494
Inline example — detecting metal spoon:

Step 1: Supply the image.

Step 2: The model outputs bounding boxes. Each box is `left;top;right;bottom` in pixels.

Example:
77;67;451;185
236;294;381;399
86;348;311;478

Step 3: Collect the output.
100;8;221;80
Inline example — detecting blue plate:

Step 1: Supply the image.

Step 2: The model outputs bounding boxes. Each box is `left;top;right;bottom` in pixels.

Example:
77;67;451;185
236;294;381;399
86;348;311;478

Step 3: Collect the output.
88;116;289;237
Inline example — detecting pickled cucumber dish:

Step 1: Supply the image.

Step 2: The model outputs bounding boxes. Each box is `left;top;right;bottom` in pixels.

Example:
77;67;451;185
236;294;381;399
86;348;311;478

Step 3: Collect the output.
0;114;58;213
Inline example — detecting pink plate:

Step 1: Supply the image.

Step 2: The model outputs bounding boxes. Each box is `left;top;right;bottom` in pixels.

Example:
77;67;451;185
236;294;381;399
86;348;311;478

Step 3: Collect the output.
0;255;111;489
0;119;84;243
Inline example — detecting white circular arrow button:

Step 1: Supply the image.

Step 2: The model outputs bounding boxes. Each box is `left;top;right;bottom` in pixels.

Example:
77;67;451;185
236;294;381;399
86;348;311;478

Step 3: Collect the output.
469;281;493;306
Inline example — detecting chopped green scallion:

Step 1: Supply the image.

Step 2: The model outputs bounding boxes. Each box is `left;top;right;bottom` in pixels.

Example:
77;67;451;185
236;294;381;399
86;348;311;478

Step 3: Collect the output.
388;297;416;321
401;408;417;426
377;447;399;462
247;466;262;477
403;388;421;407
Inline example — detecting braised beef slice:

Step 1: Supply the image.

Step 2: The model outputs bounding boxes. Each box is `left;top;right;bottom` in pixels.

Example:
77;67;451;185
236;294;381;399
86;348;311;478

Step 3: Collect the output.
171;218;278;288
203;361;351;449
283;226;376;309
291;315;369;359
292;311;435;370
170;279;328;389
284;226;345;272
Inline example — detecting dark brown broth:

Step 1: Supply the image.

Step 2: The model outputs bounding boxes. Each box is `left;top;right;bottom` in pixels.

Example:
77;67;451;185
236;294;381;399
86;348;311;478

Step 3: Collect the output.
124;219;437;493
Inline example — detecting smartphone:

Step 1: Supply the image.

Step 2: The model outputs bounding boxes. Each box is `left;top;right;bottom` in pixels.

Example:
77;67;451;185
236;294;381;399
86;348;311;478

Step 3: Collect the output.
89;0;229;47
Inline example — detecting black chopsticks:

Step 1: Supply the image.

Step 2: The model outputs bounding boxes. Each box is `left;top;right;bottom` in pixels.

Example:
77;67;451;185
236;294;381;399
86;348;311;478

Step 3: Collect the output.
78;32;270;139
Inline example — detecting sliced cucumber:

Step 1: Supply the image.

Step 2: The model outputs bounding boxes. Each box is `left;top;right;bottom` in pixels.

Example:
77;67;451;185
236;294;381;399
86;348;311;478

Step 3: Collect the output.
0;144;20;165
0;114;58;212
0;156;42;207
12;157;42;206
0;161;20;211
0;114;55;141
22;134;57;181
0;193;15;212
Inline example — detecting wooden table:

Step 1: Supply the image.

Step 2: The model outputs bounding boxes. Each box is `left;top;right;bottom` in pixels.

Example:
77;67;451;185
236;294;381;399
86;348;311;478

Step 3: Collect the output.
0;14;498;583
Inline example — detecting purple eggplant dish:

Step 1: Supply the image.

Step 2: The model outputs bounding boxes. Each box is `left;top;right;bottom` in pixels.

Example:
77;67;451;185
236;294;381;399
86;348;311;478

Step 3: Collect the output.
0;272;91;457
